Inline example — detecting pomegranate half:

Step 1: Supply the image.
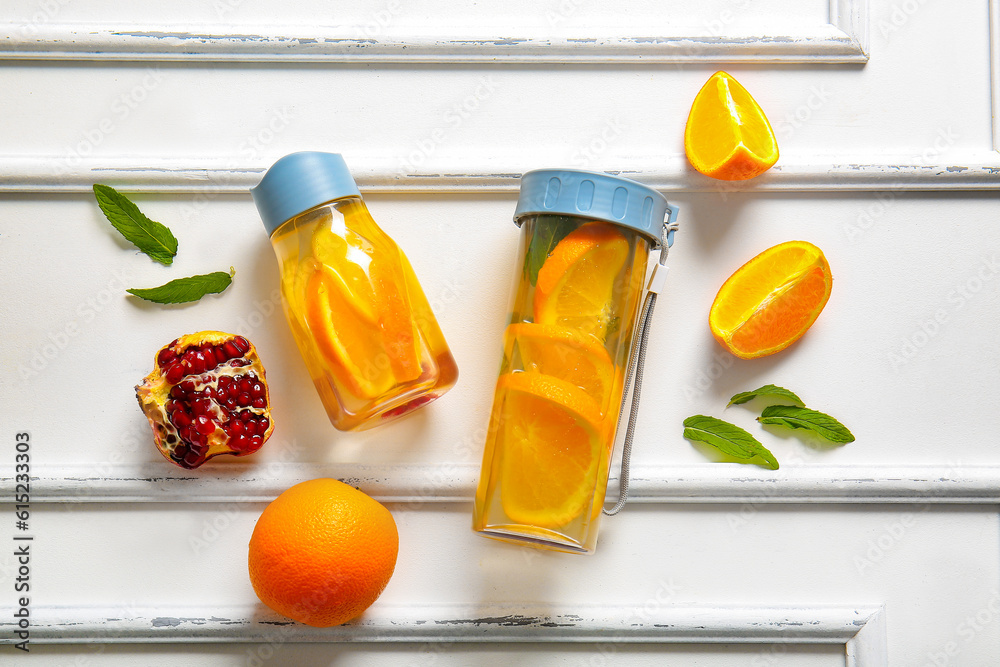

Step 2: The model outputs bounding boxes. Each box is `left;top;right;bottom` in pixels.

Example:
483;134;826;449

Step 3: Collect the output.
136;331;275;469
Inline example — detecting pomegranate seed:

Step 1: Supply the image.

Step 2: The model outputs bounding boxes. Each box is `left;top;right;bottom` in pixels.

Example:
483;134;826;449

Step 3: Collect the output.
216;386;229;401
221;341;239;359
188;352;206;375
251;397;266;409
192;399;212;415
172;412;192;428
228;420;245;436
165;401;178;413
250;435;263;450
179;425;193;442
233;336;250;354
181;381;196;393
238;378;252;393
165;363;185;384
232;434;250;451
237;393;251;407
250;382;264;398
157;348;177;368
240;411;253;422
203;386;215;399
195;416;215;435
182;451;202;467
172;444;188;460
169;385;185;400
258;417;270;433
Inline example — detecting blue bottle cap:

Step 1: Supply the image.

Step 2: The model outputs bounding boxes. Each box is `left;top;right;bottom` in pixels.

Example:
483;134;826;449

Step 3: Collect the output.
513;169;678;246
251;152;362;236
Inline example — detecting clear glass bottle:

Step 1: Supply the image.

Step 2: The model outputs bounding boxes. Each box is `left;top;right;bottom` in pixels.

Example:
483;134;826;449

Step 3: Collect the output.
252;152;458;431
473;169;678;554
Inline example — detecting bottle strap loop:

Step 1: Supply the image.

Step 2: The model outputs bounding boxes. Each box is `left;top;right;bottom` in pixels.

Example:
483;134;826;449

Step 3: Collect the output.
603;210;679;516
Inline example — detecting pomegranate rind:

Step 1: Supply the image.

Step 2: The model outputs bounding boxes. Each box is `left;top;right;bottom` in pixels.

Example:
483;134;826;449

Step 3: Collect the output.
135;330;275;469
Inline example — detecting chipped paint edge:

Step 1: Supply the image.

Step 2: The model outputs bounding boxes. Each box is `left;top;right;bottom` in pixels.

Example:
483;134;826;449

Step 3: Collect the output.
1;1;869;64
0;603;887;663
3;463;1000;504
2;154;1000;193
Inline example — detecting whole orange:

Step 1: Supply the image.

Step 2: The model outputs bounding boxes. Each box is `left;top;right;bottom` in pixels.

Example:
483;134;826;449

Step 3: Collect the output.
248;478;399;627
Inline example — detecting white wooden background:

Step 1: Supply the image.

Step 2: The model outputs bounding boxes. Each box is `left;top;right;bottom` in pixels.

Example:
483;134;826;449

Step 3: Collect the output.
2;0;999;664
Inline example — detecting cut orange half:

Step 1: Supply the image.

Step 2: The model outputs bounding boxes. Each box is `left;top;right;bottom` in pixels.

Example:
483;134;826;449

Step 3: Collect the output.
533;222;630;341
505;322;615;414
685;71;779;181
709;240;832;359
497;372;603;528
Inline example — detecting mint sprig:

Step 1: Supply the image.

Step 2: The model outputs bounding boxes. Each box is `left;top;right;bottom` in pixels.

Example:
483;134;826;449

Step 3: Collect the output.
758;405;855;443
682;415;779;470
127;269;234;304
728;384;804;407
93;184;178;265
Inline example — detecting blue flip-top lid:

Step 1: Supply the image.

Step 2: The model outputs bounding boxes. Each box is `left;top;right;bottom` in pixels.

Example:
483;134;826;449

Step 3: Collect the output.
514;169;679;246
251;152;362;235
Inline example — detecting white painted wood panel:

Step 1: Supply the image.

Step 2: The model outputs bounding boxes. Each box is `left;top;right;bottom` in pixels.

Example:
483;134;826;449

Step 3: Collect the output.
1;0;1000;663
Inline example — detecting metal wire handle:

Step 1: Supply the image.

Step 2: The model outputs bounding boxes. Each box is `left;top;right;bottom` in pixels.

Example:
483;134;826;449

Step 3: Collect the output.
603;218;679;516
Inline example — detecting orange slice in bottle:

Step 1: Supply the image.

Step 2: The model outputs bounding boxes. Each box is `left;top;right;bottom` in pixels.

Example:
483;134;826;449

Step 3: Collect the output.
709;240;833;359
304;266;393;400
684;71;779;181
533;222;630;340
505;322;615;414
497;372;603;528
369;253;422;384
311;222;377;323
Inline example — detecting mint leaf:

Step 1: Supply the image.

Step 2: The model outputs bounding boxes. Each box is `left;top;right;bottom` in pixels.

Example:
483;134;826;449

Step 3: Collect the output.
127;269;234;304
728;384;805;407
524;215;577;286
683;415;779;470
93;184;178;265
758;405;855;444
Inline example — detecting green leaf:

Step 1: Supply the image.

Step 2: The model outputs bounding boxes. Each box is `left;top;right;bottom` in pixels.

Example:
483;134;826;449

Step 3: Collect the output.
728;384;805;407
758;405;855;444
682;415;779;470
524;215;577;286
127;269;234;304
93;184;178;265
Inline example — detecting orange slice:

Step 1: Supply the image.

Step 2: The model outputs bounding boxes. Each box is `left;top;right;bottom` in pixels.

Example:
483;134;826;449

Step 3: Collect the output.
533;223;630;340
369;253;422;384
311;223;377;323
505;322;615;414
304;266;393;399
709;240;832;359
497;372;603;527
684;71;779;181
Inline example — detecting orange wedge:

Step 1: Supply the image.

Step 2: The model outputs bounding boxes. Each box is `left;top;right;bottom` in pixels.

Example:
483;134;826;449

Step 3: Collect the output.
497;372;603;527
533;223;630;340
304;266;393;399
505;322;615;414
369;253;422;384
685;71;778;181
311;223;377;323
709;240;832;359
